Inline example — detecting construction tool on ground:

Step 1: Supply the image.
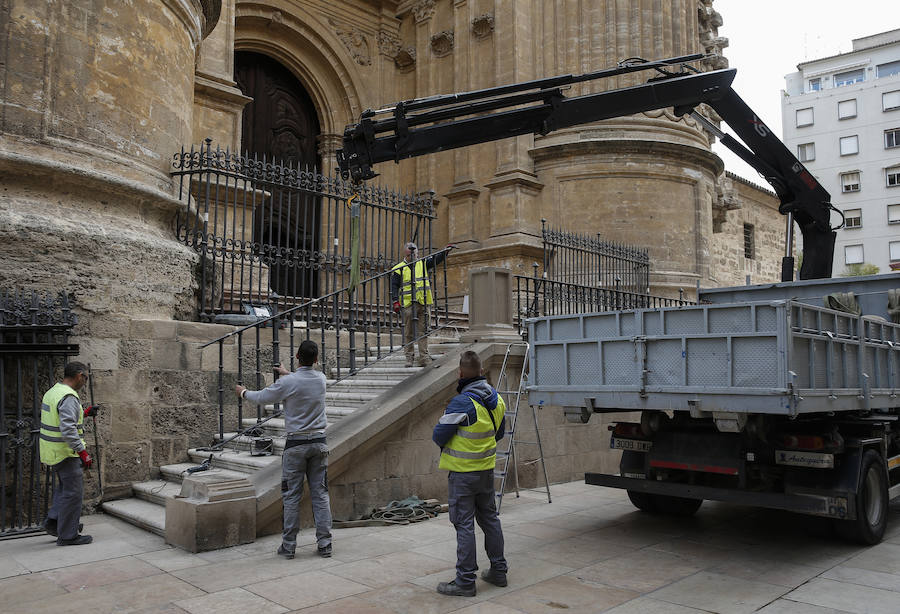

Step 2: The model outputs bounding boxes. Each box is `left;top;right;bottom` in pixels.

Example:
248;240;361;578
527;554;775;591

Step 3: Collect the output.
493;342;550;512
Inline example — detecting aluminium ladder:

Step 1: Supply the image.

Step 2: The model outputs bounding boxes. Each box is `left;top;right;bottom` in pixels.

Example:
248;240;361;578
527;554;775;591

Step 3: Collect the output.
494;341;551;512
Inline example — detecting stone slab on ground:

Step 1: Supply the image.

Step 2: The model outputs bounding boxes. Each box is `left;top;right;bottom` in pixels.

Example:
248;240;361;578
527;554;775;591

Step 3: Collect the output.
3;483;900;614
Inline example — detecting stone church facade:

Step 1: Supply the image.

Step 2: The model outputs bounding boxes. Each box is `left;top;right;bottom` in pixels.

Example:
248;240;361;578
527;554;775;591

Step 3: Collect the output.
1;0;784;498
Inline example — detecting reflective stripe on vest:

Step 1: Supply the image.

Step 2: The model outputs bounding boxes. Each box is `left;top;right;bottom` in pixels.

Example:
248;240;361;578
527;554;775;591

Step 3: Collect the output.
39;383;84;466
439;393;506;472
392;259;433;307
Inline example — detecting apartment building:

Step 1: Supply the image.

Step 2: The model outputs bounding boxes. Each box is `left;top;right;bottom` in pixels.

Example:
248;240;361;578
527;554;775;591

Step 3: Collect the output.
782;29;900;274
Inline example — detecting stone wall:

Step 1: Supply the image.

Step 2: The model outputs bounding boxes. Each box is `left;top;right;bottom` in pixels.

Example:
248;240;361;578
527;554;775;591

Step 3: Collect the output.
324;344;627;521
709;172;787;287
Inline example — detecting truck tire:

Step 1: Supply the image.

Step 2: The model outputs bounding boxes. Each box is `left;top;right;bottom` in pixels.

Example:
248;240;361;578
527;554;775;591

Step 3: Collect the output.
621;451;702;516
834;449;888;545
649;494;703;516
627;490;658;513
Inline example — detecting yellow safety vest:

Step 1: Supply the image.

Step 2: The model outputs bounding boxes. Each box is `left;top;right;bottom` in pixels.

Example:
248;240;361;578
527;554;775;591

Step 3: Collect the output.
439;394;506;472
392;259;433;307
39;383;85;466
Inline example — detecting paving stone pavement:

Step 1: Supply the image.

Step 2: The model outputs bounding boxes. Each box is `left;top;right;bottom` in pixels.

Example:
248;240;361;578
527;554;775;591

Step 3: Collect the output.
2;481;900;613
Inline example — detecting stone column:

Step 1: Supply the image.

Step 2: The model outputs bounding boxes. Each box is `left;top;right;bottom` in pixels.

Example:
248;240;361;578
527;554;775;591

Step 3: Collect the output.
460;267;520;343
0;0;222;498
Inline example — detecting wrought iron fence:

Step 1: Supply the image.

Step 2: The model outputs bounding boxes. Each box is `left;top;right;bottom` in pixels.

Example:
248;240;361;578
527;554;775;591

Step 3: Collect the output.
542;219;650;294
1;290;78;538
173;139;436;320
515;274;693;326
198;248;455;443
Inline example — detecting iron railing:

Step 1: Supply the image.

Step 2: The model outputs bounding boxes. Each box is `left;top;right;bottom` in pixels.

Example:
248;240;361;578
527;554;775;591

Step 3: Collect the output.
515;274;693;325
198;248;454;443
542;219;650;294
0;290;79;538
172;139;435;320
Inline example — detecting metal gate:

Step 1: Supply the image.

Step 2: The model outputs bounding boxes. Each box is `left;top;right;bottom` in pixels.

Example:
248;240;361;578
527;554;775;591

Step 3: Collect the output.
541;219;650;294
0;290;78;538
173;140;436;320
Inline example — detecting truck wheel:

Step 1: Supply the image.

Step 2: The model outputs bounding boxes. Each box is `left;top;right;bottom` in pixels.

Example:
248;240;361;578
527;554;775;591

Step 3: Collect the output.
627;490;658;513
649;494;703;516
835;449;888;545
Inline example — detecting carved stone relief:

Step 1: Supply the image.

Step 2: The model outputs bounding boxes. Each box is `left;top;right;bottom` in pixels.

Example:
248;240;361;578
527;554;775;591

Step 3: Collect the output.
471;13;494;39
430;30;454;57
377;30;402;58
394;47;417;72
330;19;371;66
413;0;435;24
698;0;728;71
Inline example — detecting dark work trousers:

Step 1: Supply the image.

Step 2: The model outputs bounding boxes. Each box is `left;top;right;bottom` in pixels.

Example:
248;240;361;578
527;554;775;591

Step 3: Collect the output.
448;469;507;588
281;440;332;551
46;457;84;540
401;303;429;362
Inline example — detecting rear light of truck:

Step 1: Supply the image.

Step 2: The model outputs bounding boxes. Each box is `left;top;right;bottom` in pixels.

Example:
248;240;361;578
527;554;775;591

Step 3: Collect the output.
611;422;644;439
779;435;825;451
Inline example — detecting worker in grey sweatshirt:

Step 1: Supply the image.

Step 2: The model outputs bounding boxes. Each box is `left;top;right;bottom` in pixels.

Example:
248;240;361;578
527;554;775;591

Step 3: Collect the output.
235;339;332;559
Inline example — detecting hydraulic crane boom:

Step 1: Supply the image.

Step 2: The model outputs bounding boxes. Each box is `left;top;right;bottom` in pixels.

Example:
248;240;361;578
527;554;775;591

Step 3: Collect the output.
337;55;837;280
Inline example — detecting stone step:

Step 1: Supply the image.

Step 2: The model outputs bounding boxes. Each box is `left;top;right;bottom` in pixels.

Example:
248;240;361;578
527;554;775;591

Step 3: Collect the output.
133;480;181;506
215;432;287;454
331;366;421;379
102;498;166;537
327;379;397;391
325;391;380;403
160;463;250;484
188;448;281;473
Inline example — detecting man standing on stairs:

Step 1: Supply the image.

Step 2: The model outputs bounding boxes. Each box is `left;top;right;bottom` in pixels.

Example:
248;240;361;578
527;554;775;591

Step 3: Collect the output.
40;361;96;546
432;350;508;597
234;339;333;559
391;242;451;367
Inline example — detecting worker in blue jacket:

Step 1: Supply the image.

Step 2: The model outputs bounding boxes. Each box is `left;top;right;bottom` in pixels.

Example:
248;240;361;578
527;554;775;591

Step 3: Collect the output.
432;350;508;597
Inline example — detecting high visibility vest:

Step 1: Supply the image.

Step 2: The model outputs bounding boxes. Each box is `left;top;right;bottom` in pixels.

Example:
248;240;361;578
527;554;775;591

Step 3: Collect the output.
439;393;506;472
39;383;85;466
392;259;433;307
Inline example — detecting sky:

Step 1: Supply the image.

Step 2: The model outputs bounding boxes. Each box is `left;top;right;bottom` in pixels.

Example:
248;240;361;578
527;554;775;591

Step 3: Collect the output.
712;1;897;182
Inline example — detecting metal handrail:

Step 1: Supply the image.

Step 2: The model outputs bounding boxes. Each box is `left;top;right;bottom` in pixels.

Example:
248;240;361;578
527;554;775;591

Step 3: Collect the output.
199;246;454;349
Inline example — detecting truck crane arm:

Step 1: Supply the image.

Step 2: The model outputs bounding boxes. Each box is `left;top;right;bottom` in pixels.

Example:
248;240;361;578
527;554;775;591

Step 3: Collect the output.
337;55;836;280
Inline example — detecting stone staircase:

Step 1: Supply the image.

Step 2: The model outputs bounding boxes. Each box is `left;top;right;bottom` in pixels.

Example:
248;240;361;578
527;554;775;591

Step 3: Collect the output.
101;339;461;537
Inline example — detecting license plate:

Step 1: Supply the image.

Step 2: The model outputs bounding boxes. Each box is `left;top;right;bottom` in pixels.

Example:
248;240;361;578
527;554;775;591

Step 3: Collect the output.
775;450;834;469
611;437;651;452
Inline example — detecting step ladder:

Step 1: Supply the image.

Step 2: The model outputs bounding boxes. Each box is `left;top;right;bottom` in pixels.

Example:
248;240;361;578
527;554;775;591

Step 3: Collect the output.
494;341;551;512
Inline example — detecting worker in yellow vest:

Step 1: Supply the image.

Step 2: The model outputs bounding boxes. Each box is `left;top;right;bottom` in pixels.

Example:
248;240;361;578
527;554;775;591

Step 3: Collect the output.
390;242;451;367
432;350;508;597
40;361;96;545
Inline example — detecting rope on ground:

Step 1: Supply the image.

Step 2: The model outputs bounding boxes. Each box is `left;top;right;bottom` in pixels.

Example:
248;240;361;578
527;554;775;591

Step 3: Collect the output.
333;496;446;528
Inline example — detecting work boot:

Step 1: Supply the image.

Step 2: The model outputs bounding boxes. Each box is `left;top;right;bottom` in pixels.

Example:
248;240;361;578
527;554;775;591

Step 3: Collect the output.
481;568;508;587
276;545;294;560
436;580;476;597
317;544;332;558
404;356;415;368
57;534;93;546
416;354;433;367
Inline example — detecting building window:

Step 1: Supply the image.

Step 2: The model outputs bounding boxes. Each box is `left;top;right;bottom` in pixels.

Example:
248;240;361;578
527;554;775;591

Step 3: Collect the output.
840;135;859;156
809;78;821;92
841;172;861;193
845;244;864;265
888;167;900;188
743;224;755;260
877;60;900;79
797;142;816;162
885;91;900;111
796;107;814;127
891;241;900;263
838;99;857;119
844;208;862;228
886;128;900;149
889;204;900;224
834;69;864;87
